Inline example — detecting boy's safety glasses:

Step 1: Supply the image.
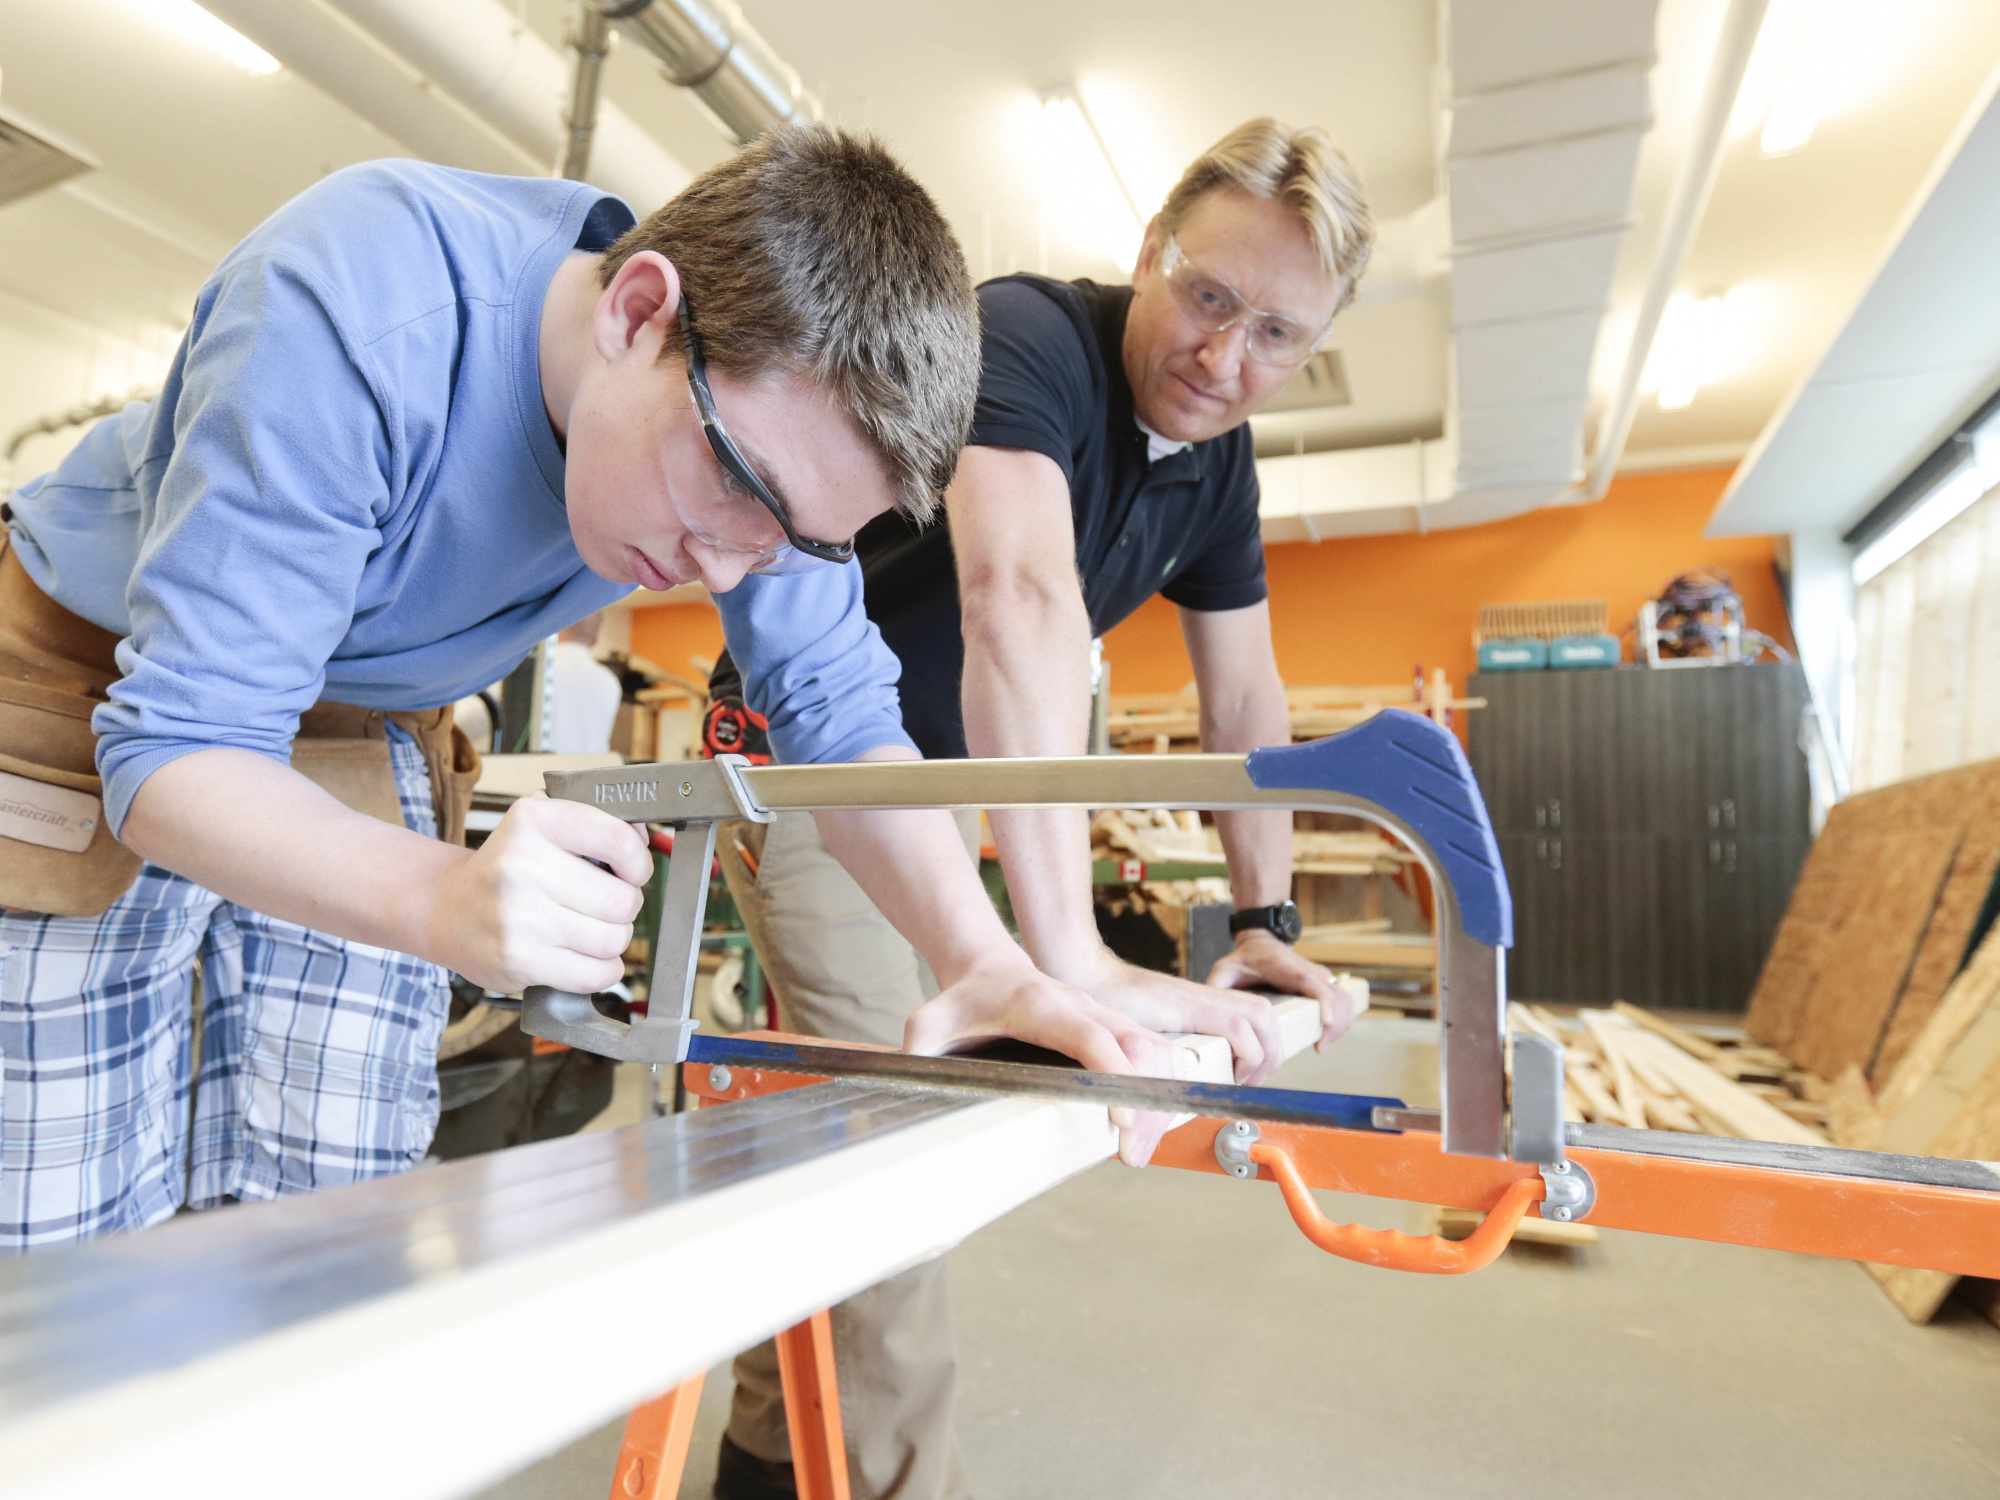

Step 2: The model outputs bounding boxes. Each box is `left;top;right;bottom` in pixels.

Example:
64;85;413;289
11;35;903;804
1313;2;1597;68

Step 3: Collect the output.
1158;238;1333;367
679;297;855;574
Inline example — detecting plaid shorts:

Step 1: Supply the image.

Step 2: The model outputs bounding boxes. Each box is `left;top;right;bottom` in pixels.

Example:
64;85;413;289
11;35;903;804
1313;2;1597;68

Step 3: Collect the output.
0;725;449;1252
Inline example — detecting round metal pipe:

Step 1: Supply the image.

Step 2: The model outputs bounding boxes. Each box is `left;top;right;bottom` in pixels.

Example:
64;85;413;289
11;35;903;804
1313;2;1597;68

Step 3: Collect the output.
602;0;819;144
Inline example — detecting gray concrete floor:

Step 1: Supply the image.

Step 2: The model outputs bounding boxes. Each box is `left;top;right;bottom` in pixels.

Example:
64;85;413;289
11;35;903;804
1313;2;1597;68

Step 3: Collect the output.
478;1018;2000;1499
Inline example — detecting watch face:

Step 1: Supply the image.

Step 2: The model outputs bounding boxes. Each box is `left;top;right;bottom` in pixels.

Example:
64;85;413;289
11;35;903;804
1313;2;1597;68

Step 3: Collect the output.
1276;902;1303;943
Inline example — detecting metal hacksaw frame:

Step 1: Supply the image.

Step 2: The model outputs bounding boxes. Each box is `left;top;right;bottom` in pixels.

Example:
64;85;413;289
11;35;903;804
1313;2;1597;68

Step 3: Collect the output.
522;710;1538;1162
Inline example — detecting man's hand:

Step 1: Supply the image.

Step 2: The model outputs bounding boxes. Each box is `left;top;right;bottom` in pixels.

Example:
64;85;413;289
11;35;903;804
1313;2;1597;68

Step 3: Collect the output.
1207;929;1368;1051
905;947;1201;1167
427;792;651;995
1061;946;1286;1085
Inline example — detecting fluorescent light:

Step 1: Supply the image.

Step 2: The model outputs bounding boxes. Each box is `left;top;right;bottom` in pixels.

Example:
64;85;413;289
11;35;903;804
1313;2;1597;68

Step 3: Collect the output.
1730;0;1813;138
1853;429;2000;585
1650;291;1729;411
1033;87;1143;272
1760;79;1819;155
1759;0;1825;156
128;0;281;77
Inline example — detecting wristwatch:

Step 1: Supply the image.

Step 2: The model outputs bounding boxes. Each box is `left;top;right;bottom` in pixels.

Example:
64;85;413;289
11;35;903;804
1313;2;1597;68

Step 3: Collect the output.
1229;901;1303;945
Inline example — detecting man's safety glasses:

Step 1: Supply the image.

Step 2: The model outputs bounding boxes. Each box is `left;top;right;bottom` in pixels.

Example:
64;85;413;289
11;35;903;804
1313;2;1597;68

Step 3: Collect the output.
679;297;855;573
1158;238;1332;367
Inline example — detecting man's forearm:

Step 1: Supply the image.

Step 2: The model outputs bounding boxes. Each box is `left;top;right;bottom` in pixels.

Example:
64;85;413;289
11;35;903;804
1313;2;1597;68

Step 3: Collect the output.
122;748;466;958
958;578;1102;980
812;746;1015;985
1200;671;1296;910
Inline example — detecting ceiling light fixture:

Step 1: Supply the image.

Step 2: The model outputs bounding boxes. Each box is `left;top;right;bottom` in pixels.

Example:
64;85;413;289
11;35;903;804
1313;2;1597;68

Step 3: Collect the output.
1649;290;1729;411
1852;419;2000;585
132;0;281;77
1035;86;1144;272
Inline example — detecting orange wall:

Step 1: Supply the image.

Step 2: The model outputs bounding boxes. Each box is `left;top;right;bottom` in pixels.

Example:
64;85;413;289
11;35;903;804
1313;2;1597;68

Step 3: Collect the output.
627;466;1793;717
1102;465;1794;700
629;600;726;682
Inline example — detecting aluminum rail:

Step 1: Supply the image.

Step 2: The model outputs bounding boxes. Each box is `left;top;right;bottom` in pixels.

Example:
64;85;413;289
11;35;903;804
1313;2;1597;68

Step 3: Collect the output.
526;712;1518;1160
0;1079;1112;1500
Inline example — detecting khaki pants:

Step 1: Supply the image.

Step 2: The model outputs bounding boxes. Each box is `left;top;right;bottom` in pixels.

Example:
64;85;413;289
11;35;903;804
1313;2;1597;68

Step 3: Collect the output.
718;808;982;1500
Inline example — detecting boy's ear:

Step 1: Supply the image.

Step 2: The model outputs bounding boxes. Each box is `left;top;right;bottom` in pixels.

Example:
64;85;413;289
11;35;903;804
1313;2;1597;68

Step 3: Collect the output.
594;251;683;363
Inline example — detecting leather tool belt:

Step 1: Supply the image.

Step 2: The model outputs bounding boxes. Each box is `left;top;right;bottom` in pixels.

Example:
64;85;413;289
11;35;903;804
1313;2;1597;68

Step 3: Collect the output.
0;533;481;918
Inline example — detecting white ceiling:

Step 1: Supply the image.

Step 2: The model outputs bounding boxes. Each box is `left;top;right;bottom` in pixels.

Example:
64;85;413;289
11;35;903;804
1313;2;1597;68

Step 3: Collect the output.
5;0;2000;525
1608;0;2000;461
1708;62;2000;537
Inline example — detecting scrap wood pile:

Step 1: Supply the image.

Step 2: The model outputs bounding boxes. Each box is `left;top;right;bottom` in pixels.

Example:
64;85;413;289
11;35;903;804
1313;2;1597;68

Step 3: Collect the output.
1510;1001;1828;1145
1740;755;2000;1323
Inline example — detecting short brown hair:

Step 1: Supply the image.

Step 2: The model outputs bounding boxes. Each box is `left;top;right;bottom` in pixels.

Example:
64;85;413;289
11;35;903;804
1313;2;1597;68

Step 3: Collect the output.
600;126;978;522
1158;119;1374;314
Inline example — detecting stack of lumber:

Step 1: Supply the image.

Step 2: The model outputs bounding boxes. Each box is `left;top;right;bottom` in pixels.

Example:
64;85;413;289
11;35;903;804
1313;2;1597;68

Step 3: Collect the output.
1091;808;1225;867
1510;1002;1828;1145
1292;829;1413;875
1738;757;2000;1322
1298;918;1437;972
1103;673;1483;750
1089;809;1408;876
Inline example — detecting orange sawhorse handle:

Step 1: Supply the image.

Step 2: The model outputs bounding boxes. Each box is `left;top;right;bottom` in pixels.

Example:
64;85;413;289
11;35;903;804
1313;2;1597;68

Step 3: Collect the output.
1250;1140;1545;1274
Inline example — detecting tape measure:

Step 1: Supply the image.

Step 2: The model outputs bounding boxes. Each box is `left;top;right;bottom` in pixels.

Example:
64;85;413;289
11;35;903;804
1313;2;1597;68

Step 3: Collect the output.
701;697;771;765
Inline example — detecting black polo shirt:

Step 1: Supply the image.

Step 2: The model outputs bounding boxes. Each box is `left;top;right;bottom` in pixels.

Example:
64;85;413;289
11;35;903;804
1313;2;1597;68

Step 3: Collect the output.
710;275;1267;759
862;275;1267;758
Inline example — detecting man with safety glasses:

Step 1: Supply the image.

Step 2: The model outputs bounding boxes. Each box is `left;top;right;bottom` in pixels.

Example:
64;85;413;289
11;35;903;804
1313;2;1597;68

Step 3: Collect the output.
710;119;1379;1500
0;126;1191;1260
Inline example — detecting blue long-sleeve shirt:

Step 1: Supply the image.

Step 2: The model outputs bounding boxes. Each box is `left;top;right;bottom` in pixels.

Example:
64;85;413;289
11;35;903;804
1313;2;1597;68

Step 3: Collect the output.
4;161;912;835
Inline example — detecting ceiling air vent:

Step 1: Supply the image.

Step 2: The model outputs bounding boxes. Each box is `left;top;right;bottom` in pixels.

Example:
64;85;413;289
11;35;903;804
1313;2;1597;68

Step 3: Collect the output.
0;103;97;211
1261;349;1352;414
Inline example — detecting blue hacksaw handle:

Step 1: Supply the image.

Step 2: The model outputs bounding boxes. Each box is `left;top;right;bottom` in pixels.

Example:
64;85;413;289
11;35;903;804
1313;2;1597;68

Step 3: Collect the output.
1245;709;1512;948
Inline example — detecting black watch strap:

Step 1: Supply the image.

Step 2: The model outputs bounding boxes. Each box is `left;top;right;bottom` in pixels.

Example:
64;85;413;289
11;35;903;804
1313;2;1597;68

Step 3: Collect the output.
1229;901;1302;945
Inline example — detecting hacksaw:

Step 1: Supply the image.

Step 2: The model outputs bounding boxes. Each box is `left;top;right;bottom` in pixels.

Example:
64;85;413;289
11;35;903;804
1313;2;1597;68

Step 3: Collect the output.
524;708;2000;1277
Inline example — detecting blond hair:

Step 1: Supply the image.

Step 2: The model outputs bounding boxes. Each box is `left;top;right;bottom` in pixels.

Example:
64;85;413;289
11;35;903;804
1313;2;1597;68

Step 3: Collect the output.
1158;119;1374;313
600;126;979;523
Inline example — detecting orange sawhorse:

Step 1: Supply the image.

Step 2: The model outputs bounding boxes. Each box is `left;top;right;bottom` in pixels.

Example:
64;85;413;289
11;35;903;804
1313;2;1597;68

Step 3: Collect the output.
609;1307;848;1500
609;1035;2000;1494
608;1038;857;1500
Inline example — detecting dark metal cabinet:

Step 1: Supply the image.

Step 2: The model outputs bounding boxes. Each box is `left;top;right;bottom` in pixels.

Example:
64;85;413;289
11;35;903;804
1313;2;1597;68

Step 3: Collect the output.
1469;663;1810;1012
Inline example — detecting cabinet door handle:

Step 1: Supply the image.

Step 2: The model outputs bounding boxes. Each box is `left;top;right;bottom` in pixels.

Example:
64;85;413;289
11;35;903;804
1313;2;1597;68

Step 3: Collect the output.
1722;798;1737;830
1707;803;1720;830
1709;839;1722;866
1537;837;1547;865
1724;840;1738;874
1536;803;1546;829
1549;798;1561;829
1550;838;1562;870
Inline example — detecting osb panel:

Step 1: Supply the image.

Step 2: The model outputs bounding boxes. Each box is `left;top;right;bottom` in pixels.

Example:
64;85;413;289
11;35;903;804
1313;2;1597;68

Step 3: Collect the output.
1872;815;2000;1085
1744;811;1868;1050
1784;832;1959;1080
1748;757;2000;1070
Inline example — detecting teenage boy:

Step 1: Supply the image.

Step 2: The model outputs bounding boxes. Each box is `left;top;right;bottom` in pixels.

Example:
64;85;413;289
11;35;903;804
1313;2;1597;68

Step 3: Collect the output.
711;119;1377;1500
0;127;1190;1253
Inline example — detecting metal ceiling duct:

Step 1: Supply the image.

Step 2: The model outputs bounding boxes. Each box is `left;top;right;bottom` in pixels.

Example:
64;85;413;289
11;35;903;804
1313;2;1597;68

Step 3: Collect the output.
305;0;690;207
599;0;820;145
0;102;97;210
